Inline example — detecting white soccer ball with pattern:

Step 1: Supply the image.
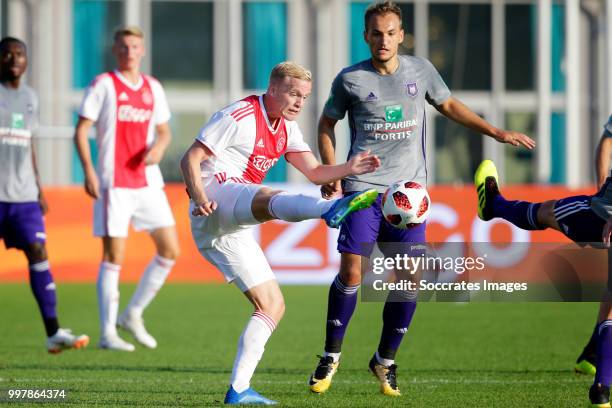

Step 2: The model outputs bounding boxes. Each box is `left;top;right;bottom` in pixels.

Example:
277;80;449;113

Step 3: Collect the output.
381;181;431;229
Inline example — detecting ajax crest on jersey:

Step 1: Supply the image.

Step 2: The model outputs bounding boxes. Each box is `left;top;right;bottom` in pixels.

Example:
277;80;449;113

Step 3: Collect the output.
381;181;430;229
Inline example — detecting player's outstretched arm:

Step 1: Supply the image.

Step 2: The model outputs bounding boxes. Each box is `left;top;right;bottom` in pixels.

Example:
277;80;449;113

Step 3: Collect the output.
73;117;100;199
179;141;217;217
318;115;342;199
596;135;612;189
145;122;172;165
436;97;536;150
286;150;380;186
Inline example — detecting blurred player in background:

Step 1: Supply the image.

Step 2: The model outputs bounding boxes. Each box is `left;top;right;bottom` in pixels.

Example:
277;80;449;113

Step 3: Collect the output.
74;27;179;352
474;153;612;407
308;1;535;397
0;37;89;353
574;114;612;377
181;61;380;405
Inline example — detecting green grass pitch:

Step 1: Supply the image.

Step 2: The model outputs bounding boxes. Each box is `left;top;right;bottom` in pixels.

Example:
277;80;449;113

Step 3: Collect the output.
0;283;599;406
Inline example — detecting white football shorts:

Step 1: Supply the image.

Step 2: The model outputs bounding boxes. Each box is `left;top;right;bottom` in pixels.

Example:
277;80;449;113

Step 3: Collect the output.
93;186;175;237
189;180;275;292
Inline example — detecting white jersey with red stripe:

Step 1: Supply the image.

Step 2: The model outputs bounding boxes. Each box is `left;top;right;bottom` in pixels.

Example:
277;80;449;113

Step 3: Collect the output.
78;70;171;189
196;95;311;184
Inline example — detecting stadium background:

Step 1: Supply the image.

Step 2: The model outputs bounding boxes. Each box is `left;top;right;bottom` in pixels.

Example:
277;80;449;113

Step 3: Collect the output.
1;2;612;406
1;0;611;284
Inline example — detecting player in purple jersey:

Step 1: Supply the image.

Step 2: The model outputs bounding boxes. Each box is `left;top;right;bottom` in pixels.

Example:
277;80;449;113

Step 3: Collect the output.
0;37;89;353
574;115;612;383
474;157;612;407
309;1;535;397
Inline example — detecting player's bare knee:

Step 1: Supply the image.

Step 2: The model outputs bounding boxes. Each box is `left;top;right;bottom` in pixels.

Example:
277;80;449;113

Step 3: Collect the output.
339;254;362;286
251;188;281;222
158;243;180;260
103;246;125;265
24;243;48;264
258;297;285;322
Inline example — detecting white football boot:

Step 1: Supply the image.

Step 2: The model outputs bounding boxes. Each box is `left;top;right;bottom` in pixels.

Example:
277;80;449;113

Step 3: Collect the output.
117;312;157;349
47;328;90;354
98;333;135;352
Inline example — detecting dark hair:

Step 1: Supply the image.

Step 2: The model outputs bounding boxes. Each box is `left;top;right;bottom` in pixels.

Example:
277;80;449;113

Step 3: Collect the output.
0;36;26;53
364;1;402;31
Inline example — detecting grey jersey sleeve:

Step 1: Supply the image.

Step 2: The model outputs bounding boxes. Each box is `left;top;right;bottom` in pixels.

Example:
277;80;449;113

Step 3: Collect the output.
26;87;39;136
422;58;451;106
605;115;612;137
322;73;351;120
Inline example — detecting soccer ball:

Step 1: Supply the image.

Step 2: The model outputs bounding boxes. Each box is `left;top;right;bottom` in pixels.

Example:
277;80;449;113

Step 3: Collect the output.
381;181;431;229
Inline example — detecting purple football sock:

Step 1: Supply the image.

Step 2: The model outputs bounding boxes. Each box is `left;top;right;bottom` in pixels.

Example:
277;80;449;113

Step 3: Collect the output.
324;275;359;353
595;320;612;386
377;290;417;361
29;261;59;336
581;323;599;359
492;195;543;230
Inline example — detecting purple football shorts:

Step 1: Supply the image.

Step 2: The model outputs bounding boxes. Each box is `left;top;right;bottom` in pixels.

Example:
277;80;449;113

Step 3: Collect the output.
554;195;606;244
0;202;46;249
337;192;426;257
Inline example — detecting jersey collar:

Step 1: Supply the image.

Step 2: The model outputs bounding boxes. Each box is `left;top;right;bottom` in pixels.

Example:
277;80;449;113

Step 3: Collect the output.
113;69;144;91
259;95;283;134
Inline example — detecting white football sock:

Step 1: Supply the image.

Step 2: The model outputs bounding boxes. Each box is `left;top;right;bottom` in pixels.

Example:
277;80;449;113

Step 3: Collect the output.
124;255;174;317
375;350;394;367
97;262;121;337
323;351;341;363
268;193;335;222
230;311;277;393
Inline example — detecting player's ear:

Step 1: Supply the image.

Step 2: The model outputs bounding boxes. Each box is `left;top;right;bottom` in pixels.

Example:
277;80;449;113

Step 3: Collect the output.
268;80;277;96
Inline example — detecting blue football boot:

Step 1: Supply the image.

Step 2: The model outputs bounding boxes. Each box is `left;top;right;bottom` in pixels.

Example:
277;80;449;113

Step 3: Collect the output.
224;386;277;405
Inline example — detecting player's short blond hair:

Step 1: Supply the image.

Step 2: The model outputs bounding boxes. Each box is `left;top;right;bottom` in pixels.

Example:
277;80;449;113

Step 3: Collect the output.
113;26;144;43
269;61;312;83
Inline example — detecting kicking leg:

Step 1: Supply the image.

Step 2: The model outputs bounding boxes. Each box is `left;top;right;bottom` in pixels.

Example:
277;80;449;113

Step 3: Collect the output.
475;160;560;231
246;187;378;228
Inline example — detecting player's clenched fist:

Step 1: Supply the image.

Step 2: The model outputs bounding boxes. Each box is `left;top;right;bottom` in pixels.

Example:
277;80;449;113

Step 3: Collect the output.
321;180;342;199
192;200;218;217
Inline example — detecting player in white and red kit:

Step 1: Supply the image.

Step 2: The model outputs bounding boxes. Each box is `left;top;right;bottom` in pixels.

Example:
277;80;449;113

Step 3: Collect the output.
181;62;381;405
74;27;180;352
